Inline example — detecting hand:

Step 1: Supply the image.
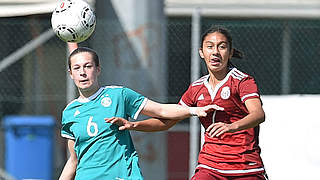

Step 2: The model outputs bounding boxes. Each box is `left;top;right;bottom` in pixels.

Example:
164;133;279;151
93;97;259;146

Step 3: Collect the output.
191;104;224;117
105;117;134;130
206;122;235;137
67;42;78;53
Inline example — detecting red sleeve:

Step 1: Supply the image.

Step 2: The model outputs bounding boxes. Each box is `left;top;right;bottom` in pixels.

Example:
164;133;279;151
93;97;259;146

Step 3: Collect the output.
179;85;195;107
238;76;260;103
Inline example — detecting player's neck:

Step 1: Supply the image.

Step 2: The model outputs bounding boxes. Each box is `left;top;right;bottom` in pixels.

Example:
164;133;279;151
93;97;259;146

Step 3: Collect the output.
208;77;220;89
208;68;228;88
78;85;101;99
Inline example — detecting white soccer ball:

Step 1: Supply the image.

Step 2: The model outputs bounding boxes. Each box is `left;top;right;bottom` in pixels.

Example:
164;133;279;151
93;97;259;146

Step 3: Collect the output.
51;0;96;43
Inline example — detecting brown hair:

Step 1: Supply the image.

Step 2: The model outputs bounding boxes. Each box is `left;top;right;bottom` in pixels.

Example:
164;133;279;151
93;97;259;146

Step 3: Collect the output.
68;47;100;70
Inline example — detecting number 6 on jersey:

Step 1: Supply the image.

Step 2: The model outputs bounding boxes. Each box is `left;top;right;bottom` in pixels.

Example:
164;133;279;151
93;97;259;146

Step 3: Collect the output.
87;116;98;137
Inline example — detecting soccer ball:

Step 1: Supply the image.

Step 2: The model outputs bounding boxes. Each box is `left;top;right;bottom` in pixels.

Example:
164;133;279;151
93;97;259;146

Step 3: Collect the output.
51;0;96;43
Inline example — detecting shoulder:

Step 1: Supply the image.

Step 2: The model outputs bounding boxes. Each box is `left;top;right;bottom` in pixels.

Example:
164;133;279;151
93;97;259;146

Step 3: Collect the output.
61;100;79;124
103;85;124;90
229;68;249;80
101;85;126;94
229;68;256;83
103;85;143;98
103;85;139;92
183;75;209;95
183;75;208;96
180;75;208;105
191;74;209;87
103;85;138;93
63;99;79;112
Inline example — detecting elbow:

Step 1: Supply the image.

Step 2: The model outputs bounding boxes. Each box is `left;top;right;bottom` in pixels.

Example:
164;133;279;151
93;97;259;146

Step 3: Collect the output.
251;110;265;125
147;125;171;132
162;124;173;131
70;155;78;166
156;107;167;119
160;126;172;131
161;119;180;131
259;111;266;124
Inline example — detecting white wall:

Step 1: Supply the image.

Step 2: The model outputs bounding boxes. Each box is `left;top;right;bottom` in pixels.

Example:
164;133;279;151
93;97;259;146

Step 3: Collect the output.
165;0;320;18
0;0;95;17
260;95;320;180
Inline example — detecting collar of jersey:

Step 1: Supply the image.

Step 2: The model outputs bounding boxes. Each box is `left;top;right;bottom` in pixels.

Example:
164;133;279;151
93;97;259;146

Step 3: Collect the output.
76;87;104;103
204;67;235;101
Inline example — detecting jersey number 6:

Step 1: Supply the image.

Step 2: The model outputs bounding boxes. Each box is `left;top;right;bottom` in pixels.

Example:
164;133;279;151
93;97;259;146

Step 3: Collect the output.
87;116;98;137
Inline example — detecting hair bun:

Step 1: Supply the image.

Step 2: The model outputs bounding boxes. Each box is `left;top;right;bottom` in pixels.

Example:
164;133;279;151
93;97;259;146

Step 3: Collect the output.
232;48;244;59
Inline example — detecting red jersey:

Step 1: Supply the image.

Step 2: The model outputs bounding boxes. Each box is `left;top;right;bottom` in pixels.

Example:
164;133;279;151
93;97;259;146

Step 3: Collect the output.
179;67;265;176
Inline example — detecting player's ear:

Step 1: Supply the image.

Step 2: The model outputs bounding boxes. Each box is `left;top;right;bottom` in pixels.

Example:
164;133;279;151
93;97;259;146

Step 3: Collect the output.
199;48;204;59
68;69;74;79
97;66;101;75
229;48;234;59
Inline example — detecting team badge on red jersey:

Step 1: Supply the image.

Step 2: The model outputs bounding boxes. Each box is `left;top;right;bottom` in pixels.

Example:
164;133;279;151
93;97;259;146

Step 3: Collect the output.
221;86;230;99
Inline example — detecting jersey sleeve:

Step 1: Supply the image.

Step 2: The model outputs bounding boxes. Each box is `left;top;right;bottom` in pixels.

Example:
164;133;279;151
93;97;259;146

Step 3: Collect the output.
122;87;147;120
61;113;75;140
179;85;195;107
239;76;260;103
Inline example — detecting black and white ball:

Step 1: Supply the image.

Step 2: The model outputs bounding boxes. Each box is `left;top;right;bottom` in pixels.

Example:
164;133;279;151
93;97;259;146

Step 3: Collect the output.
51;0;96;43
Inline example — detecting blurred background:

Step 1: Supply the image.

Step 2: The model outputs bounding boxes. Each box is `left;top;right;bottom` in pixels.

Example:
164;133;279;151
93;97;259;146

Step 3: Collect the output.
0;0;319;179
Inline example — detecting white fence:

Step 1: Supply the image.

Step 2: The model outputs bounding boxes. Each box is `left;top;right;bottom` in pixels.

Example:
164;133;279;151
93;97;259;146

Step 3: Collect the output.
260;95;320;180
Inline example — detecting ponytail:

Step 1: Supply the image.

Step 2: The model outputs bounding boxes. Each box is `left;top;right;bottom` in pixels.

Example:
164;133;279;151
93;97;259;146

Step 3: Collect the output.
232;48;244;59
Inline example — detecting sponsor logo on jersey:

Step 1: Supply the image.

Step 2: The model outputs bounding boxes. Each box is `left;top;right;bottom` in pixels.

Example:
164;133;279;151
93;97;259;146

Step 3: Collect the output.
101;96;112;107
74;109;80;117
221;86;230;99
198;94;204;100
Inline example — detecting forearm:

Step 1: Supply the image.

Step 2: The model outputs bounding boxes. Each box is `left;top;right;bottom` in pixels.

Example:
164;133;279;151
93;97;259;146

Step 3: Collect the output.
158;104;193;119
142;100;193;120
230;111;265;132
206;99;264;137
230;98;265;132
67;42;78;53
131;118;180;132
59;157;77;180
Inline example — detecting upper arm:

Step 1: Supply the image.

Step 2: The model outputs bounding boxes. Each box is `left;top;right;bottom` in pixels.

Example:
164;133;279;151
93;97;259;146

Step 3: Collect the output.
179;85;195;107
61;110;76;140
239;76;264;120
122;87;147;119
140;99;189;121
239;77;260;102
58;139;77;180
140;99;162;117
67;139;77;162
244;98;265;121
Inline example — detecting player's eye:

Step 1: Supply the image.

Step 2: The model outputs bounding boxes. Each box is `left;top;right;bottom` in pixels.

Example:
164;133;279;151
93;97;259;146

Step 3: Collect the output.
218;44;227;50
85;64;93;68
73;66;80;70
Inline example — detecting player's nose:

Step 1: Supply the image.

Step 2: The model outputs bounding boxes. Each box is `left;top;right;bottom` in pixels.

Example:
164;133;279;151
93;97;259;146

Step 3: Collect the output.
212;46;219;55
79;67;86;75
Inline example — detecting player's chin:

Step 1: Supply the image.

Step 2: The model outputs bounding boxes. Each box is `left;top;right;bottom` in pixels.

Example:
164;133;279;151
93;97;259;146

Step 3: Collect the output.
208;66;221;72
209;64;226;72
78;83;92;91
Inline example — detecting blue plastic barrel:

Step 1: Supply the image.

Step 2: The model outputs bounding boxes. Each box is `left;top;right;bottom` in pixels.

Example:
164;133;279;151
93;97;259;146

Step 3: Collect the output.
3;115;55;180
